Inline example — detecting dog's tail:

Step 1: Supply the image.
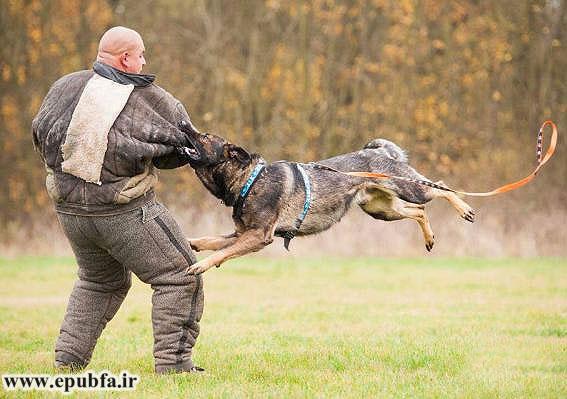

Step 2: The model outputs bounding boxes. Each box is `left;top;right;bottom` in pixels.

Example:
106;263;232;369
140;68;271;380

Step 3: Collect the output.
363;138;407;162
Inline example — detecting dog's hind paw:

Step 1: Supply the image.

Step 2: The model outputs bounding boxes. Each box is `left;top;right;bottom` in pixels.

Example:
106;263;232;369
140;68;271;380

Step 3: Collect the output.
425;236;435;252
462;207;475;223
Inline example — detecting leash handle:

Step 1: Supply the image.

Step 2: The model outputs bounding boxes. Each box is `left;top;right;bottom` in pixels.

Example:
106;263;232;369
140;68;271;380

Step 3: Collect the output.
313;120;558;197
450;120;558;197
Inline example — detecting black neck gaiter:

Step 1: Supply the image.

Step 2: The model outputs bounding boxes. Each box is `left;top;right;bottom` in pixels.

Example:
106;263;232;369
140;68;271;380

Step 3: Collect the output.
93;61;155;87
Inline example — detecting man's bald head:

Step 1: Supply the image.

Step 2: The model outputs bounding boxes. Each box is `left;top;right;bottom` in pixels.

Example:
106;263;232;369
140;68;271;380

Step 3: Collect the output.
97;26;146;74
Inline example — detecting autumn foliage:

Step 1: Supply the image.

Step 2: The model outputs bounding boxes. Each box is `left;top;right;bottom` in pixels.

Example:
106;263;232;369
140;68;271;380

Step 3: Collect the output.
0;0;565;229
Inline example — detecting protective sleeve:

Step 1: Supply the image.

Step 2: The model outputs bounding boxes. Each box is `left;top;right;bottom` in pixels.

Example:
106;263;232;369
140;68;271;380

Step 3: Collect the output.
152;102;196;169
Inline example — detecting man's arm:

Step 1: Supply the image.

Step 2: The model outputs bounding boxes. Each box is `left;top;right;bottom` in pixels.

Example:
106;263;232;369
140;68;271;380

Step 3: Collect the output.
152;102;199;169
31;116;45;162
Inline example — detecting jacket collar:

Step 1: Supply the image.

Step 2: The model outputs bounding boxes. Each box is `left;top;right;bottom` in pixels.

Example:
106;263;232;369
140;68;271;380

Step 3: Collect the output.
93;61;155;87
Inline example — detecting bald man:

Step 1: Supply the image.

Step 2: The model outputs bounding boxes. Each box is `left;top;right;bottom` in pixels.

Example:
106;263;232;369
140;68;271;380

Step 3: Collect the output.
32;27;205;374
97;26;146;73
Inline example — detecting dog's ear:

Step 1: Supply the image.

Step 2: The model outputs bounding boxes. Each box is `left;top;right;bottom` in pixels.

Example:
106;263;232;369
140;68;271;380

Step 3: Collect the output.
224;144;250;163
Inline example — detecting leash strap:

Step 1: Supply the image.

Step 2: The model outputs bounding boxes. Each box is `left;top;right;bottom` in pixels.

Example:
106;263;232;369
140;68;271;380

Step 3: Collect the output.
312;120;558;197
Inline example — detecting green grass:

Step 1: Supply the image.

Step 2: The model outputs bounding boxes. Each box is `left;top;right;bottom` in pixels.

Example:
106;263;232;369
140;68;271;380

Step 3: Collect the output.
0;256;565;398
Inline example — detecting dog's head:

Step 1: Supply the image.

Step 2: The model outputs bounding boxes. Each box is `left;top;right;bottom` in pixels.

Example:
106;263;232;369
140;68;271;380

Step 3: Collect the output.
177;120;253;201
178;120;252;168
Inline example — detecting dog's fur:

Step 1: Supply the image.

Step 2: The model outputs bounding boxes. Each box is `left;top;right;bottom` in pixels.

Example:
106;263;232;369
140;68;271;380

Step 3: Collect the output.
178;122;475;275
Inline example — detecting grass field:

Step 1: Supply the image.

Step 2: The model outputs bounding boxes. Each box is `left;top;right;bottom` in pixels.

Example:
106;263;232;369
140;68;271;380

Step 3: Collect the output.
0;256;565;398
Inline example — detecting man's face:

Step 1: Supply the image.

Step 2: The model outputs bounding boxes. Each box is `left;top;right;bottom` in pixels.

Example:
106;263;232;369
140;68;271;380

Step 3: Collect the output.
122;41;146;74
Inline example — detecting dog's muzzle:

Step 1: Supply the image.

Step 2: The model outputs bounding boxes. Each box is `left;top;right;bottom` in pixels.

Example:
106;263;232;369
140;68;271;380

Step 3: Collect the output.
177;144;206;166
177;120;210;166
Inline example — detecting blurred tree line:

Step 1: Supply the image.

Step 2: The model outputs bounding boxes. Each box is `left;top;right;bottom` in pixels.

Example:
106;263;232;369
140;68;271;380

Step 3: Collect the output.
0;0;565;227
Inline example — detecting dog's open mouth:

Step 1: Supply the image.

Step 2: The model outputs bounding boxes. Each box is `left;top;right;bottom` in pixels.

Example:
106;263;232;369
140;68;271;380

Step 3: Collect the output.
181;145;200;160
180;138;208;165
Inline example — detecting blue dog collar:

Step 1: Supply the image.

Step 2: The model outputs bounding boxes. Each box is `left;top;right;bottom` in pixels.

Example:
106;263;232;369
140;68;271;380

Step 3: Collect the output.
239;162;265;198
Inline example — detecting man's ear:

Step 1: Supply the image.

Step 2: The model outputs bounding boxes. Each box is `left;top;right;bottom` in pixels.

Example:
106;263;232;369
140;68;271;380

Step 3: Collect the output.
224;144;250;163
119;52;129;69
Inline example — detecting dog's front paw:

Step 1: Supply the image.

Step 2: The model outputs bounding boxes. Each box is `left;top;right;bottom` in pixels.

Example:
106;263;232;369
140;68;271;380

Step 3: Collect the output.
186;260;216;275
188;241;201;252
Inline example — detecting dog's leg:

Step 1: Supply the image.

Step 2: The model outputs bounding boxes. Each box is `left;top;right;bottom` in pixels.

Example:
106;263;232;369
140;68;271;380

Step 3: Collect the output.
393;201;436;251
187;232;237;252
433;180;475;222
413;208;435;252
187;228;274;275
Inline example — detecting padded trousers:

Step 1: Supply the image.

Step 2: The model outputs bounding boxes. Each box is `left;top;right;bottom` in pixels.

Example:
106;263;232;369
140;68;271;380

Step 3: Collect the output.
54;199;204;373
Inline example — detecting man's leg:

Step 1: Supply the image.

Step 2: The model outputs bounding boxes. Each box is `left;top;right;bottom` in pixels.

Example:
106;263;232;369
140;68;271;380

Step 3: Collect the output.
55;213;132;370
94;201;204;373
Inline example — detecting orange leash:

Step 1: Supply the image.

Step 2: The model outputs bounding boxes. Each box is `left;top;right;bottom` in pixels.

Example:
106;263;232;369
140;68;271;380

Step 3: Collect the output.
314;120;558;197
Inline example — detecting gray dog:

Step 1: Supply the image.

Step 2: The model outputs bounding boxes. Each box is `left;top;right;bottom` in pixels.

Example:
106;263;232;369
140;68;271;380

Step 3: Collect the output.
177;121;475;275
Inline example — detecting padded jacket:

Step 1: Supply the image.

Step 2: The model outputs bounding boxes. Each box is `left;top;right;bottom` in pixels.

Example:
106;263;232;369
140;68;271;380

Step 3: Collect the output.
32;66;192;215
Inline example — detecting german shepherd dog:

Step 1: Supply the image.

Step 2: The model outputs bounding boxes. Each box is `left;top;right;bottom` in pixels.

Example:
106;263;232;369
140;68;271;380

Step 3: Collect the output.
177;121;475;275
